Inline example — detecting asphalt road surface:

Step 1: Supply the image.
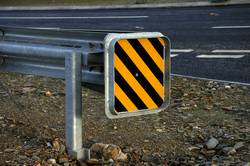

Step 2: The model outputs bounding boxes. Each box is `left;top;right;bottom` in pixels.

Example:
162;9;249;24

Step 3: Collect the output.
0;5;250;85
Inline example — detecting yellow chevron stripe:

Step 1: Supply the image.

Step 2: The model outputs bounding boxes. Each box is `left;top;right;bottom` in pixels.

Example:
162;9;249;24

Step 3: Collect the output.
138;38;164;72
114;53;158;109
158;37;165;46
117;39;164;98
114;82;138;112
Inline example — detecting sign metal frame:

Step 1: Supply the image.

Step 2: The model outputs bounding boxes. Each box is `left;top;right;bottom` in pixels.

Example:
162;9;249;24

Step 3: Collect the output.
104;32;171;119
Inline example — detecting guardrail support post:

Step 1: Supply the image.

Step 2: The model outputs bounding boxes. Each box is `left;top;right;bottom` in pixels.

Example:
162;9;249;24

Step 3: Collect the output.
65;52;90;160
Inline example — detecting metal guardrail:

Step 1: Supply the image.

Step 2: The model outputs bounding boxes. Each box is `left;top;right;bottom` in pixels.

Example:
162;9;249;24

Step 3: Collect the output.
0;26;170;160
0;26;110;160
0;26;107;85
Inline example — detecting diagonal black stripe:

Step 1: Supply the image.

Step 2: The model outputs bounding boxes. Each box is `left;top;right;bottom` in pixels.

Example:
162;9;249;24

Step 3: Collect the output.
148;38;164;58
115;69;147;110
128;39;163;85
115;43;163;107
115;97;127;112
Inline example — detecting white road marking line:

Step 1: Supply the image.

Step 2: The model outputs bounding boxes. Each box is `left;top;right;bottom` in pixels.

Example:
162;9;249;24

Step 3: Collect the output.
169;49;193;57
212;50;250;53
26;27;138;33
212;25;250;29
28;27;61;30
170;54;178;58
135;26;144;30
171;73;250;86
171;49;194;53
196;54;245;59
0;16;148;19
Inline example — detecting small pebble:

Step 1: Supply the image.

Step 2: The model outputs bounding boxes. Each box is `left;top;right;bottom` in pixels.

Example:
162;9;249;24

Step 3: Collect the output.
45;91;52;97
32;156;41;161
188;146;200;152
206;137;219;149
222;147;233;154
58;156;69;163
46;142;52;148
234;142;244;151
156;128;164;133
4;148;16;153
59;144;66;154
47;158;56;164
228;148;237;155
19;155;27;160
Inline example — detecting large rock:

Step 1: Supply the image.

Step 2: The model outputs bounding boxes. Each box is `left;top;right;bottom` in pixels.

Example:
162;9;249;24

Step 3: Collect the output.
47;158;56;164
90;143;128;162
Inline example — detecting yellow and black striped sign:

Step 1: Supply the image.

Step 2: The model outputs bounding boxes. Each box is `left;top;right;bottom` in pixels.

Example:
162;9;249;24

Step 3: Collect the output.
114;37;166;113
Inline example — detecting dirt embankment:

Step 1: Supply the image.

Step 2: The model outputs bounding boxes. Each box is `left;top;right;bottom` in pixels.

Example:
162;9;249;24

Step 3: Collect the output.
0;72;249;165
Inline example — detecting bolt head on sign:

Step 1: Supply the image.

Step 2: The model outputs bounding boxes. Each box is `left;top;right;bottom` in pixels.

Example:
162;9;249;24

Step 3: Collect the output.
104;32;170;119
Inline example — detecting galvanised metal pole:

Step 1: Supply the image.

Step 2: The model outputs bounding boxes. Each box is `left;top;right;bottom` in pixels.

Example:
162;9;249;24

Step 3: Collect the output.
65;52;90;160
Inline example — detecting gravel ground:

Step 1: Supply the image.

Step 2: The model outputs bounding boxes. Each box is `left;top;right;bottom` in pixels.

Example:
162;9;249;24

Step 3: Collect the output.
0;72;249;165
